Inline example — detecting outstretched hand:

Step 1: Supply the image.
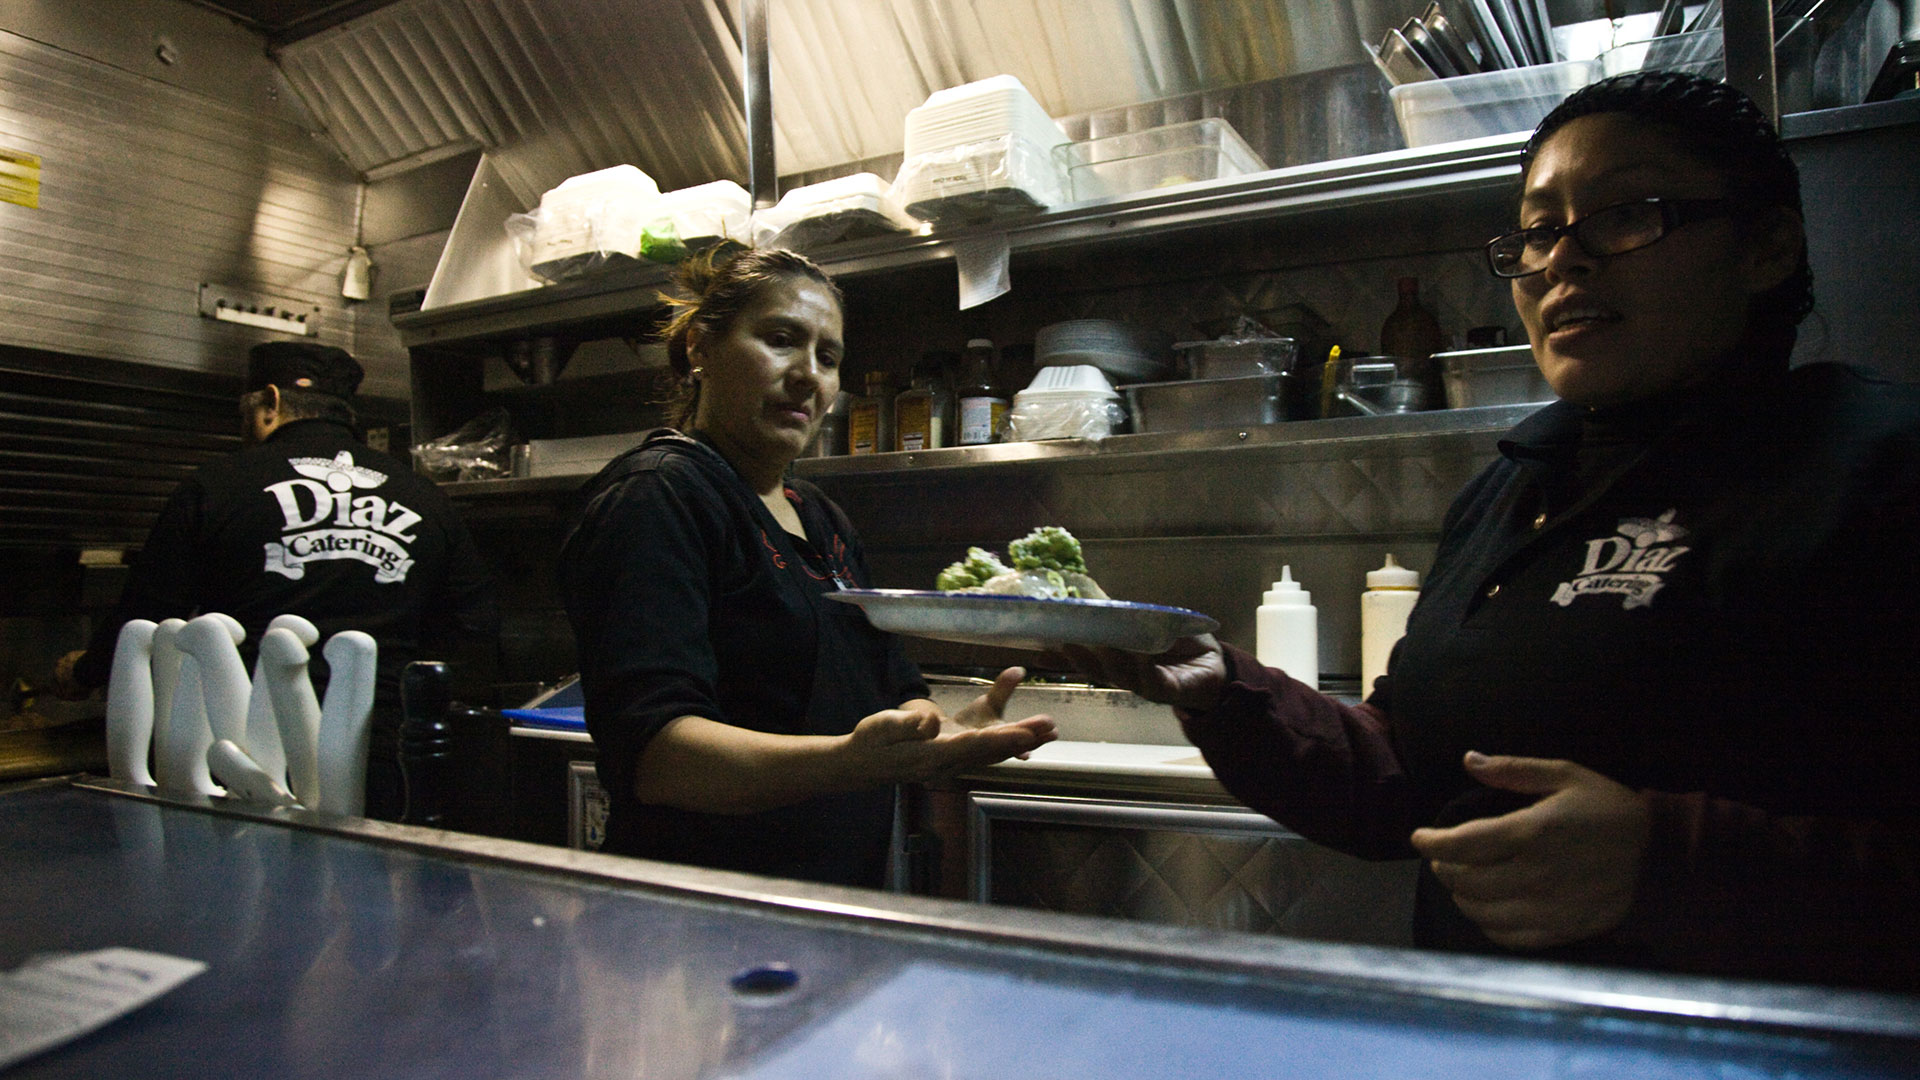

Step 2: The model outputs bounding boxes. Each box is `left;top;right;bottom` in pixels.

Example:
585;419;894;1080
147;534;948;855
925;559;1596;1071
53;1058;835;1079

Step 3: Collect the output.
846;667;1056;784
1409;751;1652;951
1049;635;1226;712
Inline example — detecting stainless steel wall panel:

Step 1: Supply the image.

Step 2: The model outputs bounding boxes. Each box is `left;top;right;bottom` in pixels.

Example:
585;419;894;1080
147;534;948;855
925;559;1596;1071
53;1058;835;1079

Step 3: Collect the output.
272;0;1429;208
969;792;1417;943
0;347;244;551
812;423;1509;677
0;29;381;393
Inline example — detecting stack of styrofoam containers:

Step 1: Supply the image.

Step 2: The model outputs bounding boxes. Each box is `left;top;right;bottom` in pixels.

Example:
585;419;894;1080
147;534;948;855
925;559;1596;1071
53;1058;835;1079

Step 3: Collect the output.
890;75;1073;226
527;164;661;281
650;179;754;255
755;173;919;251
1006;364;1125;441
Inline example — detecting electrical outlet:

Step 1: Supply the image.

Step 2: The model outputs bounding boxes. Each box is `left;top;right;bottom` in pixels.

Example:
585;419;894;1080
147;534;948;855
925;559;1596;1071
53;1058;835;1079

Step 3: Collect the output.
197;283;320;336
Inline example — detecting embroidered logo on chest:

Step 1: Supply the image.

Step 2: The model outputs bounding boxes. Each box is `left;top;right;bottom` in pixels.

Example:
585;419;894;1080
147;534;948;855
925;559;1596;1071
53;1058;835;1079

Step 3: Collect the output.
1549;508;1691;610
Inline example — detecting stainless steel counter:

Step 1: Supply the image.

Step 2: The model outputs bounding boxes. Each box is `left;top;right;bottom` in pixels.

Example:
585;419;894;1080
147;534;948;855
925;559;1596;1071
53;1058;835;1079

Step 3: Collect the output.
6;775;1916;1078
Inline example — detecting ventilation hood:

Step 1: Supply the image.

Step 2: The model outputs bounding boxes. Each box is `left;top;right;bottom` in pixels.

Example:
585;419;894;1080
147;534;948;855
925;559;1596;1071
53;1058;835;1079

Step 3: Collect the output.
274;0;1410;206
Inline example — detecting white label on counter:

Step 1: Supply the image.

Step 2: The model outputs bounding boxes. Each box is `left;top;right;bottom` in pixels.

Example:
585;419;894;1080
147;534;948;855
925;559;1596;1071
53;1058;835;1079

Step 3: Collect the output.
0;948;206;1069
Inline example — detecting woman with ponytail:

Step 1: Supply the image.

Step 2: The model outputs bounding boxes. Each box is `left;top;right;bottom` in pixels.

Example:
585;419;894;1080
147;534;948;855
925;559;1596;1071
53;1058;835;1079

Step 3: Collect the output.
559;247;1053;887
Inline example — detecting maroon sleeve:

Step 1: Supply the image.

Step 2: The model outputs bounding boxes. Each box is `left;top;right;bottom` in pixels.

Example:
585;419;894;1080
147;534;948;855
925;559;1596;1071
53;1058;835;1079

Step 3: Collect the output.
1609;791;1920;990
1176;643;1423;859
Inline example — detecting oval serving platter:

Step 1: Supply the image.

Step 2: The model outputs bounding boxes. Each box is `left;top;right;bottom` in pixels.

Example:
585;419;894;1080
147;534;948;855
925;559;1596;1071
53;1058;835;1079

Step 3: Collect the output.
826;589;1217;654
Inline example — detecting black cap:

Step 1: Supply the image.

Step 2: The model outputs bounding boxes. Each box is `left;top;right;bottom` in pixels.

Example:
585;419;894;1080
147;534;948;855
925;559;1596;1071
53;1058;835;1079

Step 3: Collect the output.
247;342;363;400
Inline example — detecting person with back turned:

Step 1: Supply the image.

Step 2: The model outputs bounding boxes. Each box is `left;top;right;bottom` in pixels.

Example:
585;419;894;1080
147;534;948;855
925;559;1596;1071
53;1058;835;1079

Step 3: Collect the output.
57;340;499;819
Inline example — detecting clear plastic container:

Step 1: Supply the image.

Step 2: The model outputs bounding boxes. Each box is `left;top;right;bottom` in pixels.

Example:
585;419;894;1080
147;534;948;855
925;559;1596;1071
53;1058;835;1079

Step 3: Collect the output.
1173;338;1299;380
1389;59;1601;148
1058;118;1267;201
1599;18;1815;113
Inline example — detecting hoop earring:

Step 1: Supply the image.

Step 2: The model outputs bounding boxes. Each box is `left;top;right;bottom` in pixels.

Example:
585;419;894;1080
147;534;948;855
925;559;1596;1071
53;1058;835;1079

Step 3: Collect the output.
689;366;704;381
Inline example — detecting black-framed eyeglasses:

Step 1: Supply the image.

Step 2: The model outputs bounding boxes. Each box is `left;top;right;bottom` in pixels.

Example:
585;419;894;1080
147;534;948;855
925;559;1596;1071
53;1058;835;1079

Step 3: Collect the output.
1484;197;1738;279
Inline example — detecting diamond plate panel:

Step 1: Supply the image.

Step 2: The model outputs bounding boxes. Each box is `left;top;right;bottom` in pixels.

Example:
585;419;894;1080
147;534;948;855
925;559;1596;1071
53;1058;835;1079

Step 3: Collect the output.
988;819;1414;945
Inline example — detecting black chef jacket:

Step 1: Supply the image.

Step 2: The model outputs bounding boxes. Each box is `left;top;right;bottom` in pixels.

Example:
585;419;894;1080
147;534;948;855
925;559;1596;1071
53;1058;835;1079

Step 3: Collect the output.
559;429;927;888
1183;362;1920;989
80;417;498;736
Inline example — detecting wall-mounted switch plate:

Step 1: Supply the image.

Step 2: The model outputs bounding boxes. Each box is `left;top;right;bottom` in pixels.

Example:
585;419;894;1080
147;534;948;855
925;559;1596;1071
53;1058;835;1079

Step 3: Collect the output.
197;283;320;336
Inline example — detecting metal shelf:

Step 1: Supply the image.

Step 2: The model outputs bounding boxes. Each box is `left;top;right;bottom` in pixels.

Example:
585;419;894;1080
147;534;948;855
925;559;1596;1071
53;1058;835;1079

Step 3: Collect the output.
435;405;1545;502
393;135;1529;351
391;98;1918;354
794;403;1540;478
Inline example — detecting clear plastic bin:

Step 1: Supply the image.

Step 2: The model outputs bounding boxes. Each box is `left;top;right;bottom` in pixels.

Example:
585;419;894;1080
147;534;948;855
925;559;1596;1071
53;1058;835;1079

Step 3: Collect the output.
1058;119;1267;201
1600;18;1815;113
1390;60;1600;148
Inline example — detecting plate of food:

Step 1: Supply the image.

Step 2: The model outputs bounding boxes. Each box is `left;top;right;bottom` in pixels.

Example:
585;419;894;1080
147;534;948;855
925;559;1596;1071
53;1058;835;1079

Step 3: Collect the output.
826;527;1217;654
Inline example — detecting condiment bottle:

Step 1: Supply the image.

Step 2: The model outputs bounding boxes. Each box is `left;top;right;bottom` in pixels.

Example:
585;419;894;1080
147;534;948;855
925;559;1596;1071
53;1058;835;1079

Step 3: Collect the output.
1379;277;1446;408
1255;566;1318;689
1360;554;1421;699
956;339;1007;446
894;360;947;451
848;371;893;455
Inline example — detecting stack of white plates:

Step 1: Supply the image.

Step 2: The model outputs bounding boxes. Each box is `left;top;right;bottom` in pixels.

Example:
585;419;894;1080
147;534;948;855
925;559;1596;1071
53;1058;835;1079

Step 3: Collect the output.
904;75;1070;158
1034;319;1171;382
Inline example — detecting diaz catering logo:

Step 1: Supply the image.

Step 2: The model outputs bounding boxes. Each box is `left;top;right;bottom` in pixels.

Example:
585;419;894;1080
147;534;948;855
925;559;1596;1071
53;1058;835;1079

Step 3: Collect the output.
259;451;420;583
1550;508;1690;610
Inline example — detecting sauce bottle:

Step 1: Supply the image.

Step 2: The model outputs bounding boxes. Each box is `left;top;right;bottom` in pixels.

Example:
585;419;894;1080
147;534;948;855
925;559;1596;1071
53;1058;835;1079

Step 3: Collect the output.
894;360;947;451
848;372;893;455
1360;554;1421;699
1255;566;1318;689
1379;277;1446;408
956;339;1007;446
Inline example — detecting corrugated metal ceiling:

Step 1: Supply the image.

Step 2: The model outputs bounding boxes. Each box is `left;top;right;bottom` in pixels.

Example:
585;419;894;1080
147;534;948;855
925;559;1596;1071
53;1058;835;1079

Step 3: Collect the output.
275;0;1409;205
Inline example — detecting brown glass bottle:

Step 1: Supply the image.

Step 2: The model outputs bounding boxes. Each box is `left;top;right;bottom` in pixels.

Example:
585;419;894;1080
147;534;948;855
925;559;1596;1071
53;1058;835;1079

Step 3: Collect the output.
1379;277;1447;408
955;339;1006;445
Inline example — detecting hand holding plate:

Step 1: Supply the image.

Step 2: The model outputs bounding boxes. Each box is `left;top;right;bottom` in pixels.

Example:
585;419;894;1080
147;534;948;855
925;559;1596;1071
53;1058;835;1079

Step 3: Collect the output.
1050;634;1228;713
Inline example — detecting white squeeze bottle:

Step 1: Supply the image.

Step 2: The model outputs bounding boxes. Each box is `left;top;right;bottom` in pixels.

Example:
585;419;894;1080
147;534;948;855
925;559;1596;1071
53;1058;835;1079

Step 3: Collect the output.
1360;554;1421;699
1255;566;1319;690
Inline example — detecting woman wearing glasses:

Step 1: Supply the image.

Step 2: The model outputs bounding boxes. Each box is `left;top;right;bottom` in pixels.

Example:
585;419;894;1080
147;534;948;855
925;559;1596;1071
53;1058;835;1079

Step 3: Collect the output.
1060;72;1920;990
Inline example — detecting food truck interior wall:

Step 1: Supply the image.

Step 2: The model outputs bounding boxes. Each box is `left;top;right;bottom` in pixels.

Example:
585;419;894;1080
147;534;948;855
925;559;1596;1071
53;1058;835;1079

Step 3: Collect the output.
2;0;1914;721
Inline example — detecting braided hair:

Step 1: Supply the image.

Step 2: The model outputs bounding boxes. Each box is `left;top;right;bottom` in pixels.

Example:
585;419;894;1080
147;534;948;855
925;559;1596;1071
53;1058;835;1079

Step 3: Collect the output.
657;247;842;429
1521;71;1813;362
